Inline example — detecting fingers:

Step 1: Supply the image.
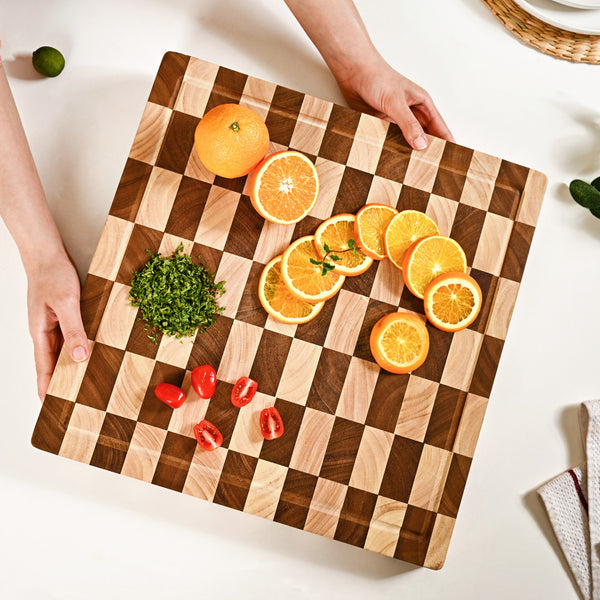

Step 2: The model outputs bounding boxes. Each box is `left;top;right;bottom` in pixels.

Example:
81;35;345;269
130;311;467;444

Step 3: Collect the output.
389;100;429;150
412;98;455;144
53;292;90;364
32;326;61;401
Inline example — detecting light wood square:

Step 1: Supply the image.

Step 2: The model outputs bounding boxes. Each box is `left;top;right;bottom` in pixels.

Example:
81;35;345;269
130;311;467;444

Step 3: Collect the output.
129;102;172;165
158;234;194;257
194;186;240;251
402;136;446;192
88;216;134;281
472;212;514;276
459;151;502;211
47;342;94;402
95;283;138;350
453;393;488;457
366;176;402;207
364;496;407;558
517;170;547;226
349;426;394;494
217;320;263;384
347;113;388;174
253;220;295;264
182;446;228;501
276;338;322;405
106;352;155;421
155;333;195;370
121;423;168;482
370;257;405;306
135;167;182;230
228;392;272;457
311;158;345;219
264;315;298;337
424;513;456;570
336;357;380;423
408;444;453;512
304;478;347;539
290;95;333;156
214;253;253;318
289;408;335;475
240;76;277;121
175;59;219;117
440;329;484;392
244;459;289;520
184;146;216;183
426;194;459;237
324;290;369;355
58;403;105;464
486;277;520;340
168;371;211;437
395;376;438;441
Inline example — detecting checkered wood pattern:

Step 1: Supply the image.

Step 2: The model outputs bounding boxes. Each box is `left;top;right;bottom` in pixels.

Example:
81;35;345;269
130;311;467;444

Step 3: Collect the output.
31;52;547;569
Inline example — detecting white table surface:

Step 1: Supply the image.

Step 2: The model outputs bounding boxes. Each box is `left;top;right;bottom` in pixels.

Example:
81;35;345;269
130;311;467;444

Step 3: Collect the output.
1;1;598;598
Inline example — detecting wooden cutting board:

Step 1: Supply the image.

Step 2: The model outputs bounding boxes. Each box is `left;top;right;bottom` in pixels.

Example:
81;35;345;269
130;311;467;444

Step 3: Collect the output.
32;52;547;569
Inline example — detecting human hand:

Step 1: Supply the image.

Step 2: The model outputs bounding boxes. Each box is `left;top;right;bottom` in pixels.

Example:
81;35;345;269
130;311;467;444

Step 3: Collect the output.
334;55;454;150
26;252;89;400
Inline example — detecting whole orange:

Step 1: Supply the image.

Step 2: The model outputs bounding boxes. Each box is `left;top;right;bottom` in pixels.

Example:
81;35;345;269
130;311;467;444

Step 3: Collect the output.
194;103;269;179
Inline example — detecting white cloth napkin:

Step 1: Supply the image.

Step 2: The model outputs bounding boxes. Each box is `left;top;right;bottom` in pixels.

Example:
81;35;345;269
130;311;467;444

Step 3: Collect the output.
538;400;600;600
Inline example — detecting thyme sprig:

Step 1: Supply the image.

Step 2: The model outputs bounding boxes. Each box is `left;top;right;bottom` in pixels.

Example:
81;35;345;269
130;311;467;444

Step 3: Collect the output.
310;239;358;276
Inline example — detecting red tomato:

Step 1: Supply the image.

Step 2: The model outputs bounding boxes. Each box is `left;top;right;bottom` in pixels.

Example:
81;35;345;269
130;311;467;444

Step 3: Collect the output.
231;376;258;408
154;383;186;408
191;364;217;399
260;407;284;440
193;420;223;451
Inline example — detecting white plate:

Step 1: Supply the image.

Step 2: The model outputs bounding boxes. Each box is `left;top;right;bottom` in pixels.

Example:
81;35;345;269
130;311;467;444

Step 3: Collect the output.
550;0;600;8
513;0;600;34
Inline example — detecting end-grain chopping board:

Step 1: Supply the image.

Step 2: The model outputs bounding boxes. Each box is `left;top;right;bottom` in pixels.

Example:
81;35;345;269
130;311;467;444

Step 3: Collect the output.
32;52;547;569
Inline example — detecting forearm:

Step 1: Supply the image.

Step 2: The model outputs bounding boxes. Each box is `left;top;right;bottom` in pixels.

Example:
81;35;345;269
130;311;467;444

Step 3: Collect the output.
0;60;66;274
284;0;382;81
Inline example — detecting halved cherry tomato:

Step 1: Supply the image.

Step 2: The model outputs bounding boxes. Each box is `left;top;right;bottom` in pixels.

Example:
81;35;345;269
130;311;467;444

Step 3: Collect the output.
260;407;284;440
191;364;217;399
231;376;258;408
154;383;186;408
193;420;223;451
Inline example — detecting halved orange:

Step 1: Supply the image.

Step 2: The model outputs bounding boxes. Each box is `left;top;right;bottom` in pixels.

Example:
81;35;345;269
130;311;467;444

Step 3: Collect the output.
402;235;467;299
384;210;440;269
280;236;345;303
249;150;319;225
258;256;325;324
314;214;373;276
370;312;430;374
354;204;398;260
424;272;482;332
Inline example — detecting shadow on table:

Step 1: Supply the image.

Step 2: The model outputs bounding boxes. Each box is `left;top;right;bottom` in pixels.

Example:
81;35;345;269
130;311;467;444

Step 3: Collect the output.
3;53;46;80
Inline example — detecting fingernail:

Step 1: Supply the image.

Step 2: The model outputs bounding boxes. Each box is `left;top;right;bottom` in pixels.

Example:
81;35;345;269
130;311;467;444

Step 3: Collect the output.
72;346;88;362
414;134;428;150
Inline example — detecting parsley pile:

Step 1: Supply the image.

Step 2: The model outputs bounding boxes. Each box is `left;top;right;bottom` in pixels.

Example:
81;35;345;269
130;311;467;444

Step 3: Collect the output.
129;244;225;343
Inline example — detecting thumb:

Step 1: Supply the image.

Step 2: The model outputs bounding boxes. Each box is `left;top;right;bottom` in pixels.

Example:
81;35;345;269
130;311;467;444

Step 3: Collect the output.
387;99;428;151
54;294;90;363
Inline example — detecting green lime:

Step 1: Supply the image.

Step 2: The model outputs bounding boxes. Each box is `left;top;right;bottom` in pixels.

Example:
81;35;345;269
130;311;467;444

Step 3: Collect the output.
32;46;65;77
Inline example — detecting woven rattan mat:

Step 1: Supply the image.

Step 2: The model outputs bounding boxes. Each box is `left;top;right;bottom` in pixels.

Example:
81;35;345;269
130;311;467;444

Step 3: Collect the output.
483;0;600;64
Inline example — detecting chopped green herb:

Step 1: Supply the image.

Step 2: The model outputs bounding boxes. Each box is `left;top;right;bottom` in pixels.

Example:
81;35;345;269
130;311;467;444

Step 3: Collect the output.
129;244;225;343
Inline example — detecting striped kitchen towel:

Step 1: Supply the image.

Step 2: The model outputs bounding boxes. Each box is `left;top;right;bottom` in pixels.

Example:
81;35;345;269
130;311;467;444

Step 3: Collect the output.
538;400;600;600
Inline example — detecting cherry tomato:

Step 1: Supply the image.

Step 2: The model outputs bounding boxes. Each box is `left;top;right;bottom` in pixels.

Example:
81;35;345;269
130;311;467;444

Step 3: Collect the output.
231;376;258;408
193;420;223;451
191;364;217;399
260;407;284;440
154;383;186;408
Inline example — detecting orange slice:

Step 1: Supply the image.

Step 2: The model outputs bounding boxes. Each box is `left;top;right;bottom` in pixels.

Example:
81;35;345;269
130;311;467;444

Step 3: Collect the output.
281;236;345;303
424;272;482;332
354;204;399;260
258;256;324;324
402;235;467;299
249;150;319;224
370;312;430;374
384;210;440;269
313;214;373;276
